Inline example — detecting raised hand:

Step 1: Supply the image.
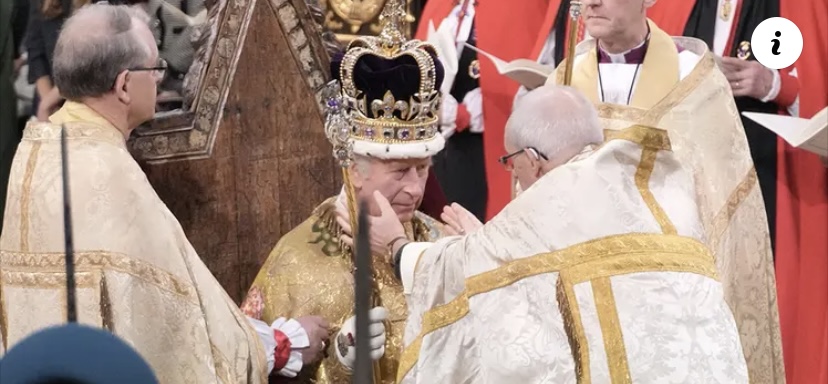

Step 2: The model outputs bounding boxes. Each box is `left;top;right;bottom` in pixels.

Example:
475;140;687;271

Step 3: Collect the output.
440;203;483;236
336;191;407;262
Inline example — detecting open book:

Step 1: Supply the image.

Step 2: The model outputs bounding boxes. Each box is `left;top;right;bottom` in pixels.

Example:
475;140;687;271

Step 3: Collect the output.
742;107;828;157
464;43;552;90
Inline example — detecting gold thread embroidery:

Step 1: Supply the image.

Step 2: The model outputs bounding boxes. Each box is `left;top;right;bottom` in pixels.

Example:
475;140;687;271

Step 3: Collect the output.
19;141;42;252
395;233;713;382
603;125;672;151
559;270;591;383
1;270;99;288
566;251;717;285
709;168;758;251
592;277;631;383
0;251;199;302
635;148;677;234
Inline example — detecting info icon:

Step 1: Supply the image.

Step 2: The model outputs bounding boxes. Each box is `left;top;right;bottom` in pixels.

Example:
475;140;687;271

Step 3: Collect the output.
750;17;803;69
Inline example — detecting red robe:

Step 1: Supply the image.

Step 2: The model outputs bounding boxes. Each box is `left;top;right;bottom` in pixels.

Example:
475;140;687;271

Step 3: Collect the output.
777;1;828;382
415;0;566;220
649;2;827;382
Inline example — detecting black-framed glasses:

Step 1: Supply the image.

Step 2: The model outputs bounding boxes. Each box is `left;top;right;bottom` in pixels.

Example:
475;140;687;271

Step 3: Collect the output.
498;147;548;170
128;58;167;81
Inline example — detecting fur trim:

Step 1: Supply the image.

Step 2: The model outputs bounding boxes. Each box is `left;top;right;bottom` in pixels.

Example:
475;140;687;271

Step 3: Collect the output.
352;135;445;159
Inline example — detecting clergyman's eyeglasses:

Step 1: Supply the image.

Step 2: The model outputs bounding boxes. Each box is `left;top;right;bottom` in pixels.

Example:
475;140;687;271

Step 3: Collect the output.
498;147;548;170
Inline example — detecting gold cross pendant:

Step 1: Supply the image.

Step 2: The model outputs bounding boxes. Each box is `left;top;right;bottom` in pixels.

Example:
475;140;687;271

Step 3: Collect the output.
720;0;732;21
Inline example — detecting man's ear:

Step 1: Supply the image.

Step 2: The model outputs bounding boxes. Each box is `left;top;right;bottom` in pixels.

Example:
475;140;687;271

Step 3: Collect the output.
114;70;131;104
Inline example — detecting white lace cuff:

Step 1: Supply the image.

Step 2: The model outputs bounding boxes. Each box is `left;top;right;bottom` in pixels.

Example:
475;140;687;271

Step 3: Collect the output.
440;93;459;139
760;68;781;103
247;316;310;377
463;88;484;133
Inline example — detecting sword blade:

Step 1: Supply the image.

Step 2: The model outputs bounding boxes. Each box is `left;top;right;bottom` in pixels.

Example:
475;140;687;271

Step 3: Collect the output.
352;199;372;383
61;125;77;323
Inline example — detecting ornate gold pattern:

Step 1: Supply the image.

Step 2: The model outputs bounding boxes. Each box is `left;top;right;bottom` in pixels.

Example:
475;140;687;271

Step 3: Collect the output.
592;277;631;383
603;125;671;151
19;141;41;253
557;269;591;383
709;168;758;251
245;197;443;384
0;251;200;302
556;28;782;383
396;233;717;382
635;147;678;235
329;0;385;34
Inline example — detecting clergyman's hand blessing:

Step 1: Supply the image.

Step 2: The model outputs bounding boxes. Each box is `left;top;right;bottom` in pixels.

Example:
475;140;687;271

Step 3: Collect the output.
440;203;483;236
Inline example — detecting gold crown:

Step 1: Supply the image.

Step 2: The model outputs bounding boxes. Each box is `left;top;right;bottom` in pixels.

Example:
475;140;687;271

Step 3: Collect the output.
325;0;442;160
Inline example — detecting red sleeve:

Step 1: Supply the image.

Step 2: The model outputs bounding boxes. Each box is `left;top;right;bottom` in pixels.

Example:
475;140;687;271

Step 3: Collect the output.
272;329;292;374
774;67;799;108
455;103;471;132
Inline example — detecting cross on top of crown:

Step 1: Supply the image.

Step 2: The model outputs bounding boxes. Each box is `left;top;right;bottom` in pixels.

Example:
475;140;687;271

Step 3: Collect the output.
378;0;407;52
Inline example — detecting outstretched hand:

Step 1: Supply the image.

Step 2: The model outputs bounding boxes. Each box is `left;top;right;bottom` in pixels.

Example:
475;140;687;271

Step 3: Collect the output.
336;191;407;262
440;203;483;236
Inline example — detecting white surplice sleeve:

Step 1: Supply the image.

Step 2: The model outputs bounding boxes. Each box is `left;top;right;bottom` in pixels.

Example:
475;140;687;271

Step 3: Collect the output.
246;316;310;377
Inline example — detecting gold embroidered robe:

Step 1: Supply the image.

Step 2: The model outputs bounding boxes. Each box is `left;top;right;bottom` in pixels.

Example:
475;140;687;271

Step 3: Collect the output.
397;128;749;383
550;20;785;383
241;198;444;384
0;102;269;383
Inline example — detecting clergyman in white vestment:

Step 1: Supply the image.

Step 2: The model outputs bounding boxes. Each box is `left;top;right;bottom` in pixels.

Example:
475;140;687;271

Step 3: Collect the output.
546;3;784;382
346;85;750;383
0;5;327;382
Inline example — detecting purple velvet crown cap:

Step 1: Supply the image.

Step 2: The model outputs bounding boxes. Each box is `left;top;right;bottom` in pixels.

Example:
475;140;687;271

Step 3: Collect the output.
330;48;445;120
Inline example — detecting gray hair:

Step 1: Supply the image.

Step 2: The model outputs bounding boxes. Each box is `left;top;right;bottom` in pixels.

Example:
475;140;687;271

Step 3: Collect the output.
353;154;374;176
505;85;603;165
52;4;152;100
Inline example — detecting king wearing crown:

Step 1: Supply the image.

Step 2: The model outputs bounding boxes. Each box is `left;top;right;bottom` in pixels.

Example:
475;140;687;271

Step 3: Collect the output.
240;1;446;383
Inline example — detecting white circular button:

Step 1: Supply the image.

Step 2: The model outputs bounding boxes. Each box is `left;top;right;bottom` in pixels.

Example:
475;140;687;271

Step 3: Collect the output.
750;17;803;69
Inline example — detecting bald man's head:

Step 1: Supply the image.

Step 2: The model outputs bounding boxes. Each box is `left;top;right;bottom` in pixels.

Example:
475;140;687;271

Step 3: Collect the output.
52;4;154;100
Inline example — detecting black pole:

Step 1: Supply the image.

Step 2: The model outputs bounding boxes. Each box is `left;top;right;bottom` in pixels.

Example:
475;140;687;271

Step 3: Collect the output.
352;199;372;383
61;126;77;323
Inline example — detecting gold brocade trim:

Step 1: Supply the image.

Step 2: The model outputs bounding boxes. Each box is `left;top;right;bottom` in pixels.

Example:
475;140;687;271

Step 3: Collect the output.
0;270;99;288
565;249;717;285
557;271;591;383
591;277;631;383
560;250;718;384
603;126;671;151
23;102;127;148
395;233;714;382
19;141;42;252
0;251;199;303
634;147;677;234
595;53;716;128
709;168;758;251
